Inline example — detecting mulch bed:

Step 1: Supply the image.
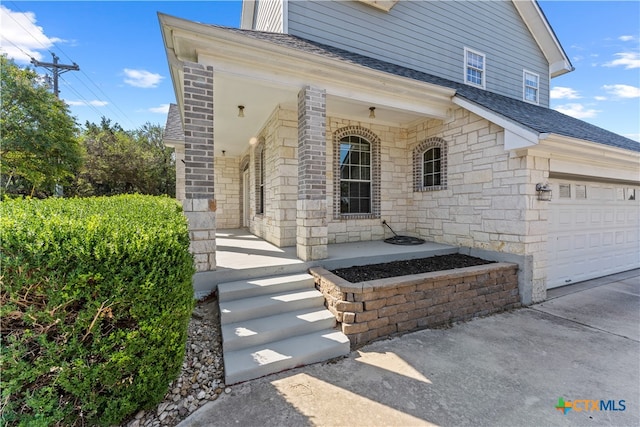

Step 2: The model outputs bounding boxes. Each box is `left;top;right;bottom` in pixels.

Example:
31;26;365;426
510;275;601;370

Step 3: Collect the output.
331;253;495;283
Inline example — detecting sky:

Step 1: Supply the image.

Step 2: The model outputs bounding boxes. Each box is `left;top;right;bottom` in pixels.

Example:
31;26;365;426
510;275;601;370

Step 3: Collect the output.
1;1;639;142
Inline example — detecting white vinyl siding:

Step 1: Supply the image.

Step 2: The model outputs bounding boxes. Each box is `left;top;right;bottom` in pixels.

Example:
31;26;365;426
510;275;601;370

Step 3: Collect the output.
254;0;284;33
287;0;550;105
523;70;539;104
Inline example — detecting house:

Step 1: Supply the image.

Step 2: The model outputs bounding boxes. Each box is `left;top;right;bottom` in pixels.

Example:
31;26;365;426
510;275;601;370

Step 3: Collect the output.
159;0;639;307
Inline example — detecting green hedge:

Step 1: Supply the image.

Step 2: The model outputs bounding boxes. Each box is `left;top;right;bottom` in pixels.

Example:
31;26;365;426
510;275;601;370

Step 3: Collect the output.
0;195;195;426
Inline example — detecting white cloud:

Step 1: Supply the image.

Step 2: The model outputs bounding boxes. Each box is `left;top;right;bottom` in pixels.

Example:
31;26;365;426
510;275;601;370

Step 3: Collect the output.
0;5;64;63
602;84;640;99
619;35;635;42
550;86;581;100
594;96;607;101
554;103;600;119
604;52;640;69
123;68;163;88
65;99;108;107
148;104;171;114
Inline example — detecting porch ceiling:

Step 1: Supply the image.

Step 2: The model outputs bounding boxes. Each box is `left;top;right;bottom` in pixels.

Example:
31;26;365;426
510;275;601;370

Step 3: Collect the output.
215;73;429;157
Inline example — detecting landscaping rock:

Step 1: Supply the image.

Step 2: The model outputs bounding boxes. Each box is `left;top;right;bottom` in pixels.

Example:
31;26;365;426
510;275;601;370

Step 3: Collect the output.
124;297;223;426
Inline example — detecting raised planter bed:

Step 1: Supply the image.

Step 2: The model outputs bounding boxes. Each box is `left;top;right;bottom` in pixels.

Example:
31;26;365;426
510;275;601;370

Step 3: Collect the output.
310;262;520;348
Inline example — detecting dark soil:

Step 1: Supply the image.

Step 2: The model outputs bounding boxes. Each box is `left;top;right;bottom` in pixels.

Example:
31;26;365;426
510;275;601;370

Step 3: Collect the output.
331;253;495;283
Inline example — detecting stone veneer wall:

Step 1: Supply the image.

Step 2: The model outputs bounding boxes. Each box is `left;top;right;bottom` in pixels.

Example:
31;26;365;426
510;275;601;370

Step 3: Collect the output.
249;107;299;247
214;156;240;229
408;108;549;302
310;262;520;348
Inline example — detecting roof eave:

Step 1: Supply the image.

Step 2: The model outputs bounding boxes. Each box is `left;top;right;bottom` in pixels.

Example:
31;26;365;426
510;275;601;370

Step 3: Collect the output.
512;0;573;78
240;0;255;30
452;95;543;150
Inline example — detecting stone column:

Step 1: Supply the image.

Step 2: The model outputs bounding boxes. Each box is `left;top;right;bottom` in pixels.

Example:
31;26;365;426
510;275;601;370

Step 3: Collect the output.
182;62;216;272
297;86;328;261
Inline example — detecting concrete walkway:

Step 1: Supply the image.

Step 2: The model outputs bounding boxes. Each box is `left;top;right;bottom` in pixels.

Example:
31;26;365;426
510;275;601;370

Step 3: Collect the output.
180;269;639;427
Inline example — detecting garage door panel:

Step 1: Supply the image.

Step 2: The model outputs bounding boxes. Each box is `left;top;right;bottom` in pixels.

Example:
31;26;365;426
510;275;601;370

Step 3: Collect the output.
547;182;640;289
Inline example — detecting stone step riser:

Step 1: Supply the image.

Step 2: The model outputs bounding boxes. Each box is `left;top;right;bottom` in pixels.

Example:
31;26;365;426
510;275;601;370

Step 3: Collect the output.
218;274;315;302
222;309;336;352
220;289;325;324
223;330;350;385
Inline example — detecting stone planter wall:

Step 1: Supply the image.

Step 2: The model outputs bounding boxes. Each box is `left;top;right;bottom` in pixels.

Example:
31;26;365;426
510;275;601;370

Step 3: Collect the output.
310;263;520;348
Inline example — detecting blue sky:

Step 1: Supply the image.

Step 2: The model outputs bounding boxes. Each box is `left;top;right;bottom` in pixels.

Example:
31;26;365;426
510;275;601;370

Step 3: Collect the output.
1;1;639;141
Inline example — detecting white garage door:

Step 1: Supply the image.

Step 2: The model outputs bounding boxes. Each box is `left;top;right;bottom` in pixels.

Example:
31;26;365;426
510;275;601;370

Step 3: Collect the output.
547;181;640;289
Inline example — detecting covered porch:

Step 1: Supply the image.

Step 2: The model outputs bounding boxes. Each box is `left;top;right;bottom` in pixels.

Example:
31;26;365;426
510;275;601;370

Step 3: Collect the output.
194;228;457;298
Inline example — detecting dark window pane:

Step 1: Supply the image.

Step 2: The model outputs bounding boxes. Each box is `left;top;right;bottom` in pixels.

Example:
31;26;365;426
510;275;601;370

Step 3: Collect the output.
350;166;360;180
341;165;349;179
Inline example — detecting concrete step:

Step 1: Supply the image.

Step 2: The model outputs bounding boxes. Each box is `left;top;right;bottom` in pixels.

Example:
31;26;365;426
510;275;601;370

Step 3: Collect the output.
218;273;315;302
222;308;336;352
219;289;325;324
224;329;350;385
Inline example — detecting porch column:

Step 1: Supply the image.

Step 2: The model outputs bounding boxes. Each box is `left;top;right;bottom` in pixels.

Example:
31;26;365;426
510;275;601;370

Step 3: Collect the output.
182;62;216;272
297;85;328;261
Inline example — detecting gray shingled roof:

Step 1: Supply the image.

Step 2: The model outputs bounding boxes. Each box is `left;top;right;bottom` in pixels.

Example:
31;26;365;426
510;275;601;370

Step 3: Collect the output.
218;26;638;153
163;103;184;143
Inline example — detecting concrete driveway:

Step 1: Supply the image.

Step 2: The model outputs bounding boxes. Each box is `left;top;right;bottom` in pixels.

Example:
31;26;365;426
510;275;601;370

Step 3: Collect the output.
179;269;639;427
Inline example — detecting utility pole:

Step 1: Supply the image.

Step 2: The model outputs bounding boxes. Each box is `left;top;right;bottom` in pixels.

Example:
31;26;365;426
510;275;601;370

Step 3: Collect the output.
30;52;79;98
30;52;80;197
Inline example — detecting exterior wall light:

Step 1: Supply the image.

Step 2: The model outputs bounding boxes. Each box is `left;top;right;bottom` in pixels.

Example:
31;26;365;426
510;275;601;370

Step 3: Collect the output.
369;106;376;119
238;105;245;117
536;183;552;201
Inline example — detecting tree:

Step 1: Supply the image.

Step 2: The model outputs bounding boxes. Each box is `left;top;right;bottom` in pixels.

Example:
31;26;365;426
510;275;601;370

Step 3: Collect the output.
0;55;82;197
68;118;175;197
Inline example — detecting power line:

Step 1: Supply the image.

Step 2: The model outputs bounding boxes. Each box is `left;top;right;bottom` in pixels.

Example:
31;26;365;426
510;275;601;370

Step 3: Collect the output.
31;52;79;98
6;1;139;129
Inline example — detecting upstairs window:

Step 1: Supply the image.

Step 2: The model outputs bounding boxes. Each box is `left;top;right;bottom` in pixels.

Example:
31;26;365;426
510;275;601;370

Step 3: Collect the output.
523;70;539;104
464;48;485;89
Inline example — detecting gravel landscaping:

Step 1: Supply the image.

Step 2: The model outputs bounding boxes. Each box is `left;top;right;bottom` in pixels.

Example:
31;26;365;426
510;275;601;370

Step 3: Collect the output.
124;298;225;427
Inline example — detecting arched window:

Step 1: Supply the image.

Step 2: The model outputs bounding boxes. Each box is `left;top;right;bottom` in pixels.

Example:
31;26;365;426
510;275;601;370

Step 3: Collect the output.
334;126;380;219
414;137;447;191
423;147;442;187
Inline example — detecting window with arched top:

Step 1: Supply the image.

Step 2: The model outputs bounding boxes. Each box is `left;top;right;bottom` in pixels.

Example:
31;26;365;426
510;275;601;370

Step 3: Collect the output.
414;137;447;191
334;126;380;219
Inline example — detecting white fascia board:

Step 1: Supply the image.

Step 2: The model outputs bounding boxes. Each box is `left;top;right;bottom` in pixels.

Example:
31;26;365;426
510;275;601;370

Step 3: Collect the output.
240;0;256;29
282;0;289;33
511;0;573;78
542;134;640;166
452;96;541;149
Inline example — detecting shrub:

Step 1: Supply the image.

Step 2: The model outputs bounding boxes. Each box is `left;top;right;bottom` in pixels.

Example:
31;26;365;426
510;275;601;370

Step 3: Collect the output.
0;195;195;426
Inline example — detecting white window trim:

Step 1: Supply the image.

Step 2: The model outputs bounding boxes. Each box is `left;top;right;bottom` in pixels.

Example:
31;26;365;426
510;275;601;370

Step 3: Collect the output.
523;69;540;105
464;47;486;89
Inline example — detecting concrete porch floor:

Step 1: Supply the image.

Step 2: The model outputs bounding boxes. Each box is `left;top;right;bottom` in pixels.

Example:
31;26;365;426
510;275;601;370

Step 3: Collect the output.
193;229;458;298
